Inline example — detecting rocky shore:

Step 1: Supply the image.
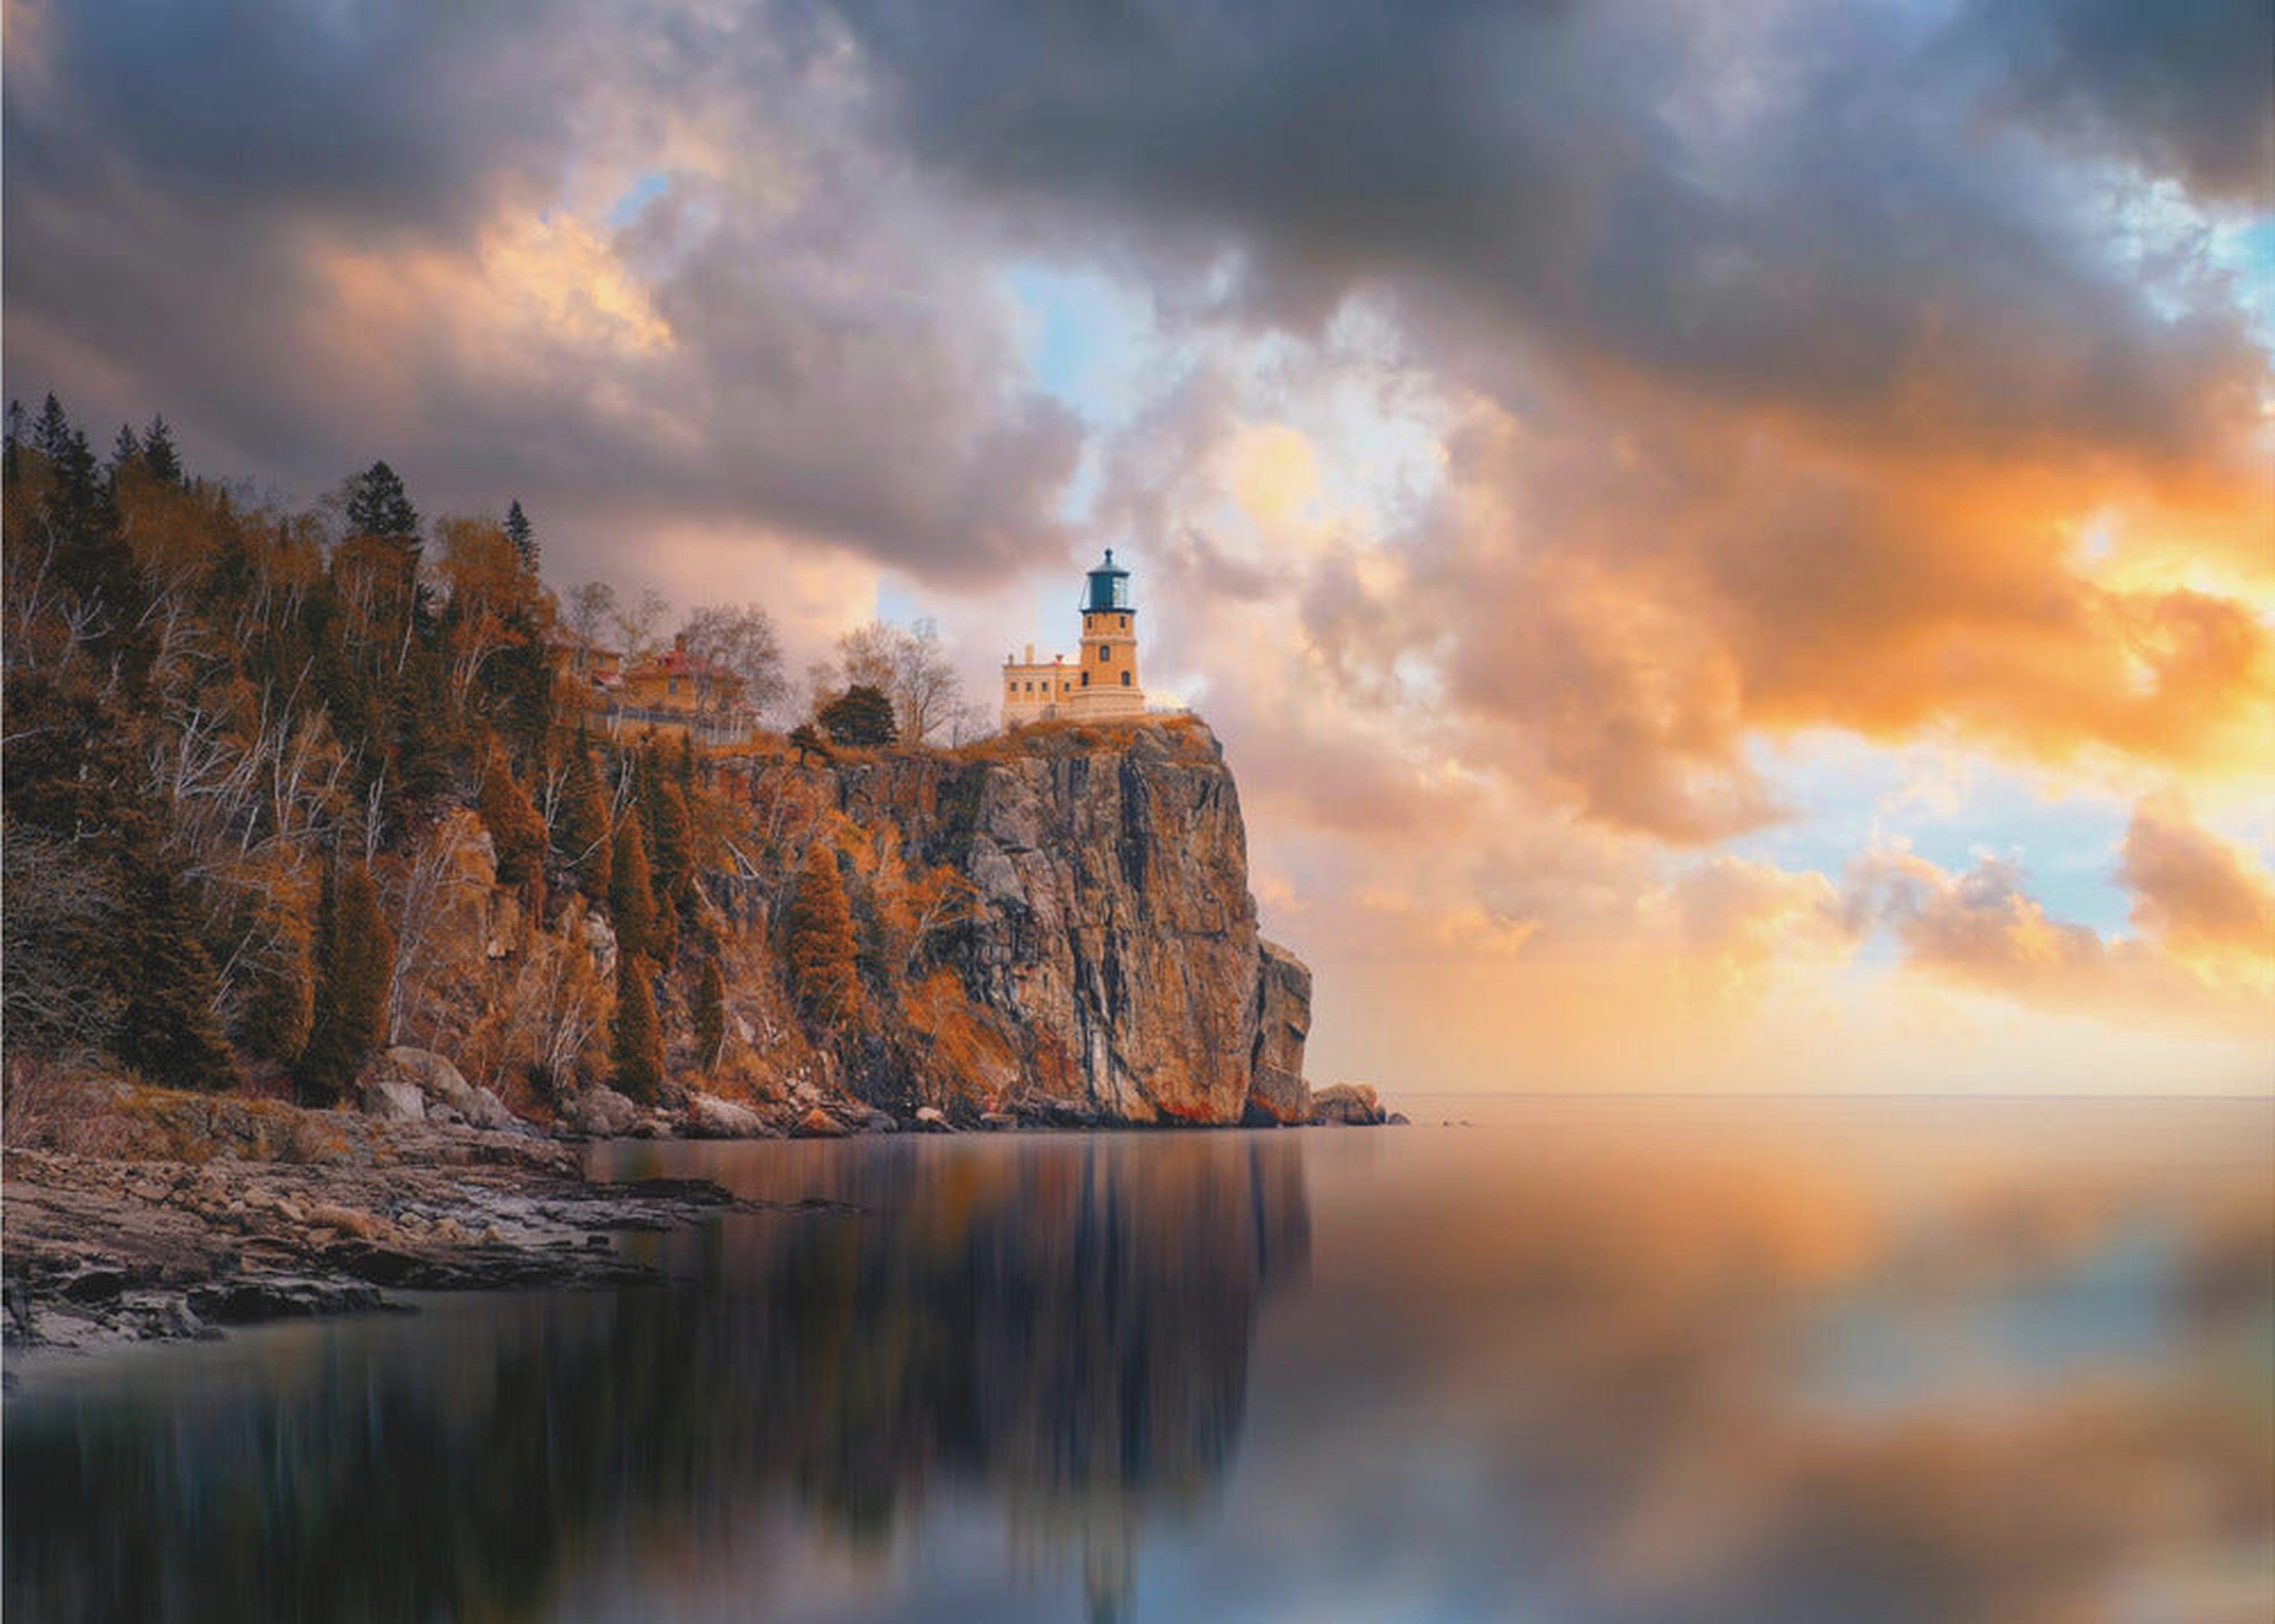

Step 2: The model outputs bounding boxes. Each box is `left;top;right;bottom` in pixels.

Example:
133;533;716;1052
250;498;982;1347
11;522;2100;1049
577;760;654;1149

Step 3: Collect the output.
3;1056;1401;1359
0;1077;848;1357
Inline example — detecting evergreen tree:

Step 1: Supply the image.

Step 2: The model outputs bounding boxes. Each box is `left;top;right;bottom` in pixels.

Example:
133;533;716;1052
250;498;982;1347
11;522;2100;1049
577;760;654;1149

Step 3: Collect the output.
640;754;696;912
555;744;614;901
693;956;728;1071
478;746;548;891
300;859;395;1104
344;460;420;540
611;953;665;1101
110;423;141;473
141;415;183;483
819;684;897;747
503;498;537;571
609;813;661;964
115;865;243;1091
785;842;861;1029
4;398;25;483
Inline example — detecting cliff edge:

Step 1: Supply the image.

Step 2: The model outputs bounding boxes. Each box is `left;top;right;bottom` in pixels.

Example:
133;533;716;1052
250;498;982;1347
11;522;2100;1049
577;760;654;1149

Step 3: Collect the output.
797;717;1310;1126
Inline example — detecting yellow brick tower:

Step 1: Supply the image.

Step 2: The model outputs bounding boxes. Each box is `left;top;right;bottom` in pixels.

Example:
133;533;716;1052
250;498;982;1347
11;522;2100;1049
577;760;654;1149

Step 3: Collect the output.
1000;549;1146;726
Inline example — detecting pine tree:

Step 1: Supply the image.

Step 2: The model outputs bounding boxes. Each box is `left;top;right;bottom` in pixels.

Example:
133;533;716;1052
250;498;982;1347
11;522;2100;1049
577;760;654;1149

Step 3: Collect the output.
110;423;141;473
641;757;696;911
300;859;395;1104
478;745;548;891
610;813;661;964
612;953;665;1101
344;460;420;540
555;744;613;901
115;865;242;1092
819;684;897;747
786;841;861;1029
693;957;728;1071
141;415;182;483
503;498;538;571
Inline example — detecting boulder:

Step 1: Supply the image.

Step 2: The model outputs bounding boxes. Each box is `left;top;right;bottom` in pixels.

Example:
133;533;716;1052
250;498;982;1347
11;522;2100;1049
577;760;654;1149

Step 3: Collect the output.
561;1087;640;1138
683;1094;767;1139
911;1106;955;1134
358;1047;516;1130
464;1087;520;1131
360;1079;426;1123
793;1108;850;1139
853;1108;899;1135
979;1111;1019;1131
1309;1082;1385;1126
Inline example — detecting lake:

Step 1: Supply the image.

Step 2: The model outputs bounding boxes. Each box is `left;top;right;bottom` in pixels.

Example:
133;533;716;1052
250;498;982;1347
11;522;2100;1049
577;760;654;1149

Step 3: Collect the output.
7;1096;2271;1623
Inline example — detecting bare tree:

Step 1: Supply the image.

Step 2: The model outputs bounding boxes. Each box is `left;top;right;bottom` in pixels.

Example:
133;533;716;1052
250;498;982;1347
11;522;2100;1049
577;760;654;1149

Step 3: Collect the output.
808;619;963;744
562;581;619;660
679;602;790;721
613;588;672;663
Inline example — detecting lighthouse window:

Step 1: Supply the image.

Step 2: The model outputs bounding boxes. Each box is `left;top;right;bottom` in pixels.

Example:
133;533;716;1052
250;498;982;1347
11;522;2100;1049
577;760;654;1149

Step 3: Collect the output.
1120;671;1132;687
1119;615;1127;631
1082;672;1090;687
1098;643;1111;661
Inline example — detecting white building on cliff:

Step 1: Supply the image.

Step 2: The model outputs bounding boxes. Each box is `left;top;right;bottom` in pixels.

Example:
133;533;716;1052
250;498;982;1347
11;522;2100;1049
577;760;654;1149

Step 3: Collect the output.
1001;550;1146;727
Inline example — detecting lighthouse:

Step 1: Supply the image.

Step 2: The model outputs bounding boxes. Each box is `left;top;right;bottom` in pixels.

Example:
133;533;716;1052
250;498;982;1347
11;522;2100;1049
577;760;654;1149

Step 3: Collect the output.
1001;549;1148;726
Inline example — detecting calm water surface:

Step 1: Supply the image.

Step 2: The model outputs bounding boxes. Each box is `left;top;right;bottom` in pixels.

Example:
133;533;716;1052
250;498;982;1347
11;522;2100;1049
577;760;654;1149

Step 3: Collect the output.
7;1096;2272;1622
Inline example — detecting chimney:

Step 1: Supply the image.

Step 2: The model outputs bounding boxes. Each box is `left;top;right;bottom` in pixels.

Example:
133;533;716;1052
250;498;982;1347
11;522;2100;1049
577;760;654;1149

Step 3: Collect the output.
1024;643;1034;664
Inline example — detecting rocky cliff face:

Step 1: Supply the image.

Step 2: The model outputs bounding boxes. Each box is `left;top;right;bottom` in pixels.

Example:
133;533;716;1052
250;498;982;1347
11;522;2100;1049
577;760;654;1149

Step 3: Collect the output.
807;719;1310;1125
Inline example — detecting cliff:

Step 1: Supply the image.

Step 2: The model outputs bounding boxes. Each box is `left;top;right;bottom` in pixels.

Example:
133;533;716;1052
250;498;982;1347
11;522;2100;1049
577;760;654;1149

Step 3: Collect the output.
790;716;1312;1126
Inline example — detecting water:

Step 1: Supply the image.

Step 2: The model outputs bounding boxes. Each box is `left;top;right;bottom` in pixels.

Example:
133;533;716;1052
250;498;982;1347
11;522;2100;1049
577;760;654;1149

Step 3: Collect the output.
7;1096;2271;1623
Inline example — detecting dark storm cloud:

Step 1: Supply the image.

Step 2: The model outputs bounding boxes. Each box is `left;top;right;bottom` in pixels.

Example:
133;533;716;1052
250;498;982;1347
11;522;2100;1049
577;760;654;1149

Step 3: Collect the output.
821;0;2263;463
3;2;1079;585
1959;0;2275;206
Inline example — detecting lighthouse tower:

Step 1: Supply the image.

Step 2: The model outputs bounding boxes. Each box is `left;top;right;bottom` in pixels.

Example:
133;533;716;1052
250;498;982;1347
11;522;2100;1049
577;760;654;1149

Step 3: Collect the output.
1072;549;1143;717
999;549;1148;726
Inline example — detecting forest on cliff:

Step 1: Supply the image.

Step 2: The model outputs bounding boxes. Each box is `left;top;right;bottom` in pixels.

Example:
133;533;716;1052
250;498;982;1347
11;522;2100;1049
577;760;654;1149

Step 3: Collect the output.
1;396;1168;1122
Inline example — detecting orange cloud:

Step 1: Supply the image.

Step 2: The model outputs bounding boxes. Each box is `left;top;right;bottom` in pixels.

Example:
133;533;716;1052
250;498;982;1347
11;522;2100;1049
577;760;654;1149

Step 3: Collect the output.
2121;795;2275;968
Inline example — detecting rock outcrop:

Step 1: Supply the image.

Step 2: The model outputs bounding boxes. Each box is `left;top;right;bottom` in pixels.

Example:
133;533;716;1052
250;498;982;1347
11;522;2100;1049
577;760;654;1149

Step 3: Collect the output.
1245;940;1314;1124
802;719;1312;1125
1309;1082;1386;1126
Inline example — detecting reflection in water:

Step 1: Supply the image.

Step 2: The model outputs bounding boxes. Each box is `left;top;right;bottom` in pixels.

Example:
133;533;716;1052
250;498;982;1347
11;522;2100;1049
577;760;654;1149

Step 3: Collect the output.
4;1133;1308;1624
5;1100;2271;1623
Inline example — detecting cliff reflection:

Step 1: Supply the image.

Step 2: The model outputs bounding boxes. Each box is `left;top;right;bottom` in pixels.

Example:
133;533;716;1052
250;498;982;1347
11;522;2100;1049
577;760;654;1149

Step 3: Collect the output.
4;1133;1310;1624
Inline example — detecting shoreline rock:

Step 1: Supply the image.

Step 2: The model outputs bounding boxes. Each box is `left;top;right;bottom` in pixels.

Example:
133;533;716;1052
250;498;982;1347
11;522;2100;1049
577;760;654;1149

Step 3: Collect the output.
0;1083;844;1357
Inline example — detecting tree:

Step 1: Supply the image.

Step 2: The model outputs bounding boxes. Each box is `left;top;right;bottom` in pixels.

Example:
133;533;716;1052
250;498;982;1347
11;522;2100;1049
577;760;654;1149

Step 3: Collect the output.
679;602;787;720
609;813;661;965
503;498;538;571
612;587;672;661
478;747;547;891
788;722;829;765
553;744;614;901
300;859;395;1104
344;460;419;541
611;953;665;1101
640;760;696;915
785;841;861;1029
818;684;897;747
110;423;141;473
141;415;183;484
810;619;962;744
563;581;618;654
693;957;728;1071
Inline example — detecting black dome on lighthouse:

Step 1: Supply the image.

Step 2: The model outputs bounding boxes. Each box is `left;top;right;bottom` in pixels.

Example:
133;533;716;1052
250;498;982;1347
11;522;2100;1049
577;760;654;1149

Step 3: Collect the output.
1082;549;1133;614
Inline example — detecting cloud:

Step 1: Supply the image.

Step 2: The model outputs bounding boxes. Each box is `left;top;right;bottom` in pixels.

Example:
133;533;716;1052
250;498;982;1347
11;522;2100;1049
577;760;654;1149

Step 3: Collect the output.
1845;826;2275;1029
2;1;1082;587
1957;0;2275;207
2120;795;2275;963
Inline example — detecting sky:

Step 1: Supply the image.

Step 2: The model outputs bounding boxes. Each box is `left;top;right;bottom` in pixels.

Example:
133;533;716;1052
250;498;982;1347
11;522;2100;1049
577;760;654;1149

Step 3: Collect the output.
7;0;2272;1094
